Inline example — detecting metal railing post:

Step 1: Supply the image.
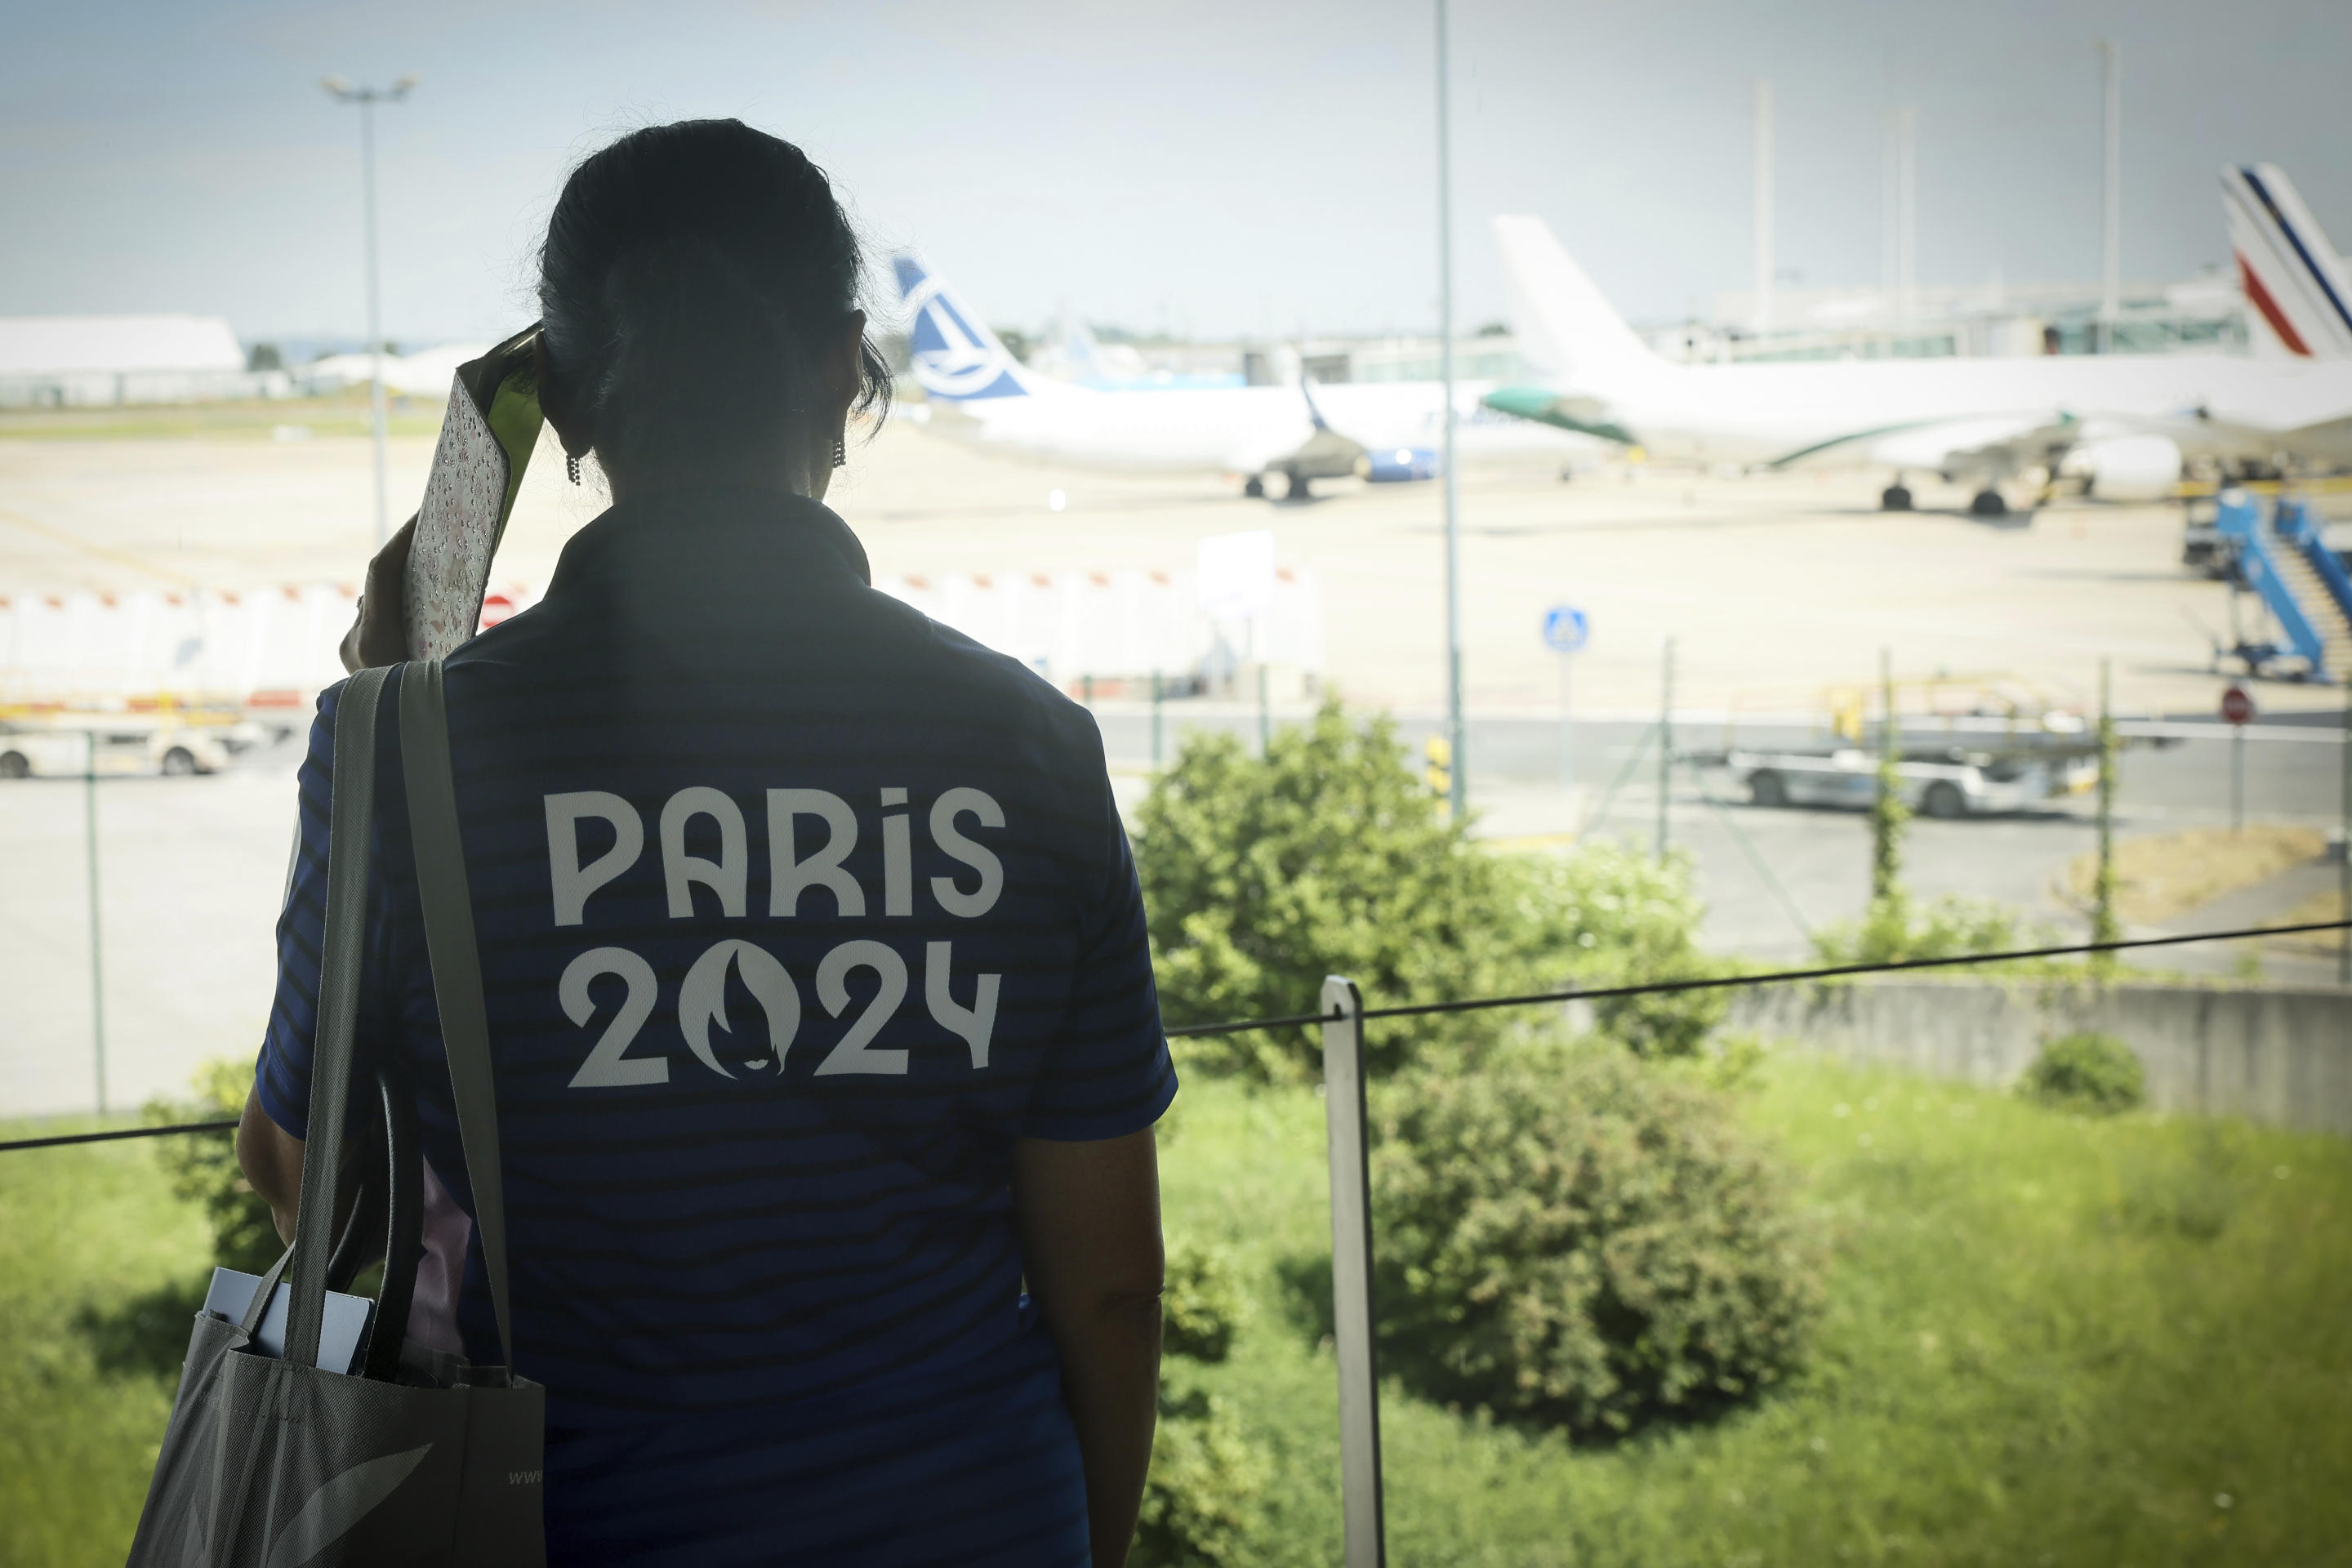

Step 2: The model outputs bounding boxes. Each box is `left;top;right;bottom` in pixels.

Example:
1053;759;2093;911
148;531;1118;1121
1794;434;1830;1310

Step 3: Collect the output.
86;729;108;1114
1321;975;1385;1568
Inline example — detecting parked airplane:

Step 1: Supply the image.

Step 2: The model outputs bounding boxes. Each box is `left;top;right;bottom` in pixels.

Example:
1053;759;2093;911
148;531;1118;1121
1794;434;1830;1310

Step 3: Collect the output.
2225;163;2352;359
892;254;1583;497
1485;215;2352;511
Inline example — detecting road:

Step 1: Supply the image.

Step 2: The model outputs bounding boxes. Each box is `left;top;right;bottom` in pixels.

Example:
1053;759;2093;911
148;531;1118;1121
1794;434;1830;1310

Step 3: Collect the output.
6;420;2349;1117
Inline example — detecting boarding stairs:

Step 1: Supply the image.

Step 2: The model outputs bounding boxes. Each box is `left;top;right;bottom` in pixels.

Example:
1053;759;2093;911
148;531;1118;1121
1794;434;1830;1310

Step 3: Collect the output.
2215;491;2352;682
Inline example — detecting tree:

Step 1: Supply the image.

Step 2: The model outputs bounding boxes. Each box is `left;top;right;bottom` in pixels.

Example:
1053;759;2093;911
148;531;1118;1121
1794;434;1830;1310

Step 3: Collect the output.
1137;702;1731;1076
1137;703;1592;1080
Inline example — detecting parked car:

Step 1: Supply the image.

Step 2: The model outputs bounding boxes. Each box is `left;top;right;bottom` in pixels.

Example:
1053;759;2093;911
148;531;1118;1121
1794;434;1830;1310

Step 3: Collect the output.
0;712;264;779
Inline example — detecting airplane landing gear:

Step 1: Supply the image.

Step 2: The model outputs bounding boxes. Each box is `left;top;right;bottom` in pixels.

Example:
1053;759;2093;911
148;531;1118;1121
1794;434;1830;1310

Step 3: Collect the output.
1243;474;1266;499
1968;488;2009;518
1879;484;1913;511
1285;471;1312;501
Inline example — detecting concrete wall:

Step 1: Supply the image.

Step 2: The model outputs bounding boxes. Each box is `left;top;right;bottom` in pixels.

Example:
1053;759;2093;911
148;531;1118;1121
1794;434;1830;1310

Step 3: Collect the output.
1727;980;2352;1135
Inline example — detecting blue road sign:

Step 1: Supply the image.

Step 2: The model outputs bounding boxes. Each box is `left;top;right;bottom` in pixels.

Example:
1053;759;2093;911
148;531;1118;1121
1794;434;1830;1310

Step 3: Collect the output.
1541;604;1590;654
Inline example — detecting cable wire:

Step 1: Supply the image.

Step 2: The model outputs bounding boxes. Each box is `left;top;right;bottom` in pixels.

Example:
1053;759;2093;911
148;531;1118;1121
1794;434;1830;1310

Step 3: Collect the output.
1164;917;2349;1037
5;919;2344;1154
1;1119;238;1153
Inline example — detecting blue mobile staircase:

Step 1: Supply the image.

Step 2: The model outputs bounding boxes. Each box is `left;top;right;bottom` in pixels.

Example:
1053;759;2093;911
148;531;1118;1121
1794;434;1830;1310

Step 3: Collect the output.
2214;491;2351;683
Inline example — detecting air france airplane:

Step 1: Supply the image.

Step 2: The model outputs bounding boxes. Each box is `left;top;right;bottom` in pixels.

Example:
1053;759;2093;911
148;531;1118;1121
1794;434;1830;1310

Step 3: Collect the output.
2225;164;2352;360
1484;212;2352;511
892;254;1584;499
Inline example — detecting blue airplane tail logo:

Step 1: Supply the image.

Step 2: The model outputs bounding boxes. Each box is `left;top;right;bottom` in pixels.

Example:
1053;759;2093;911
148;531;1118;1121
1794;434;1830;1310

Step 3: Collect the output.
892;254;1030;401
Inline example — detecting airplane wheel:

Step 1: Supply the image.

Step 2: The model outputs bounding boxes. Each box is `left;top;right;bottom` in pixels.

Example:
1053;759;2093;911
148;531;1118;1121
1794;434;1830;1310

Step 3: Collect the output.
1243;474;1265;499
1969;489;2009;518
1748;770;1788;808
1285;472;1312;501
161;747;198;777
0;751;28;780
1922;782;1967;819
1880;485;1913;512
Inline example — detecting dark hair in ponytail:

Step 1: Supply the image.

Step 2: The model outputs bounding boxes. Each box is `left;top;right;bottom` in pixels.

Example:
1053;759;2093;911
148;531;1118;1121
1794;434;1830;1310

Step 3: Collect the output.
537;119;890;485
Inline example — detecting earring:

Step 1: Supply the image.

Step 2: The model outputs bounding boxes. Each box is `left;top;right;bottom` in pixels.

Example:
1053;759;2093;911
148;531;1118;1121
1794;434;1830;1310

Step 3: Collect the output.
833;435;847;469
566;453;581;485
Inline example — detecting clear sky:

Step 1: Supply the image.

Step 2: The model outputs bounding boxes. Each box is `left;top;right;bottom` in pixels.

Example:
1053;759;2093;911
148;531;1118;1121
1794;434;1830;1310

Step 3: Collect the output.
3;0;2345;346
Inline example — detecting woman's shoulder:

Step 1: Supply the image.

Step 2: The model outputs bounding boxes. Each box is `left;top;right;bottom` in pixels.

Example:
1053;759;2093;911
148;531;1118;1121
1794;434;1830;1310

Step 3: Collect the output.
860;590;1104;743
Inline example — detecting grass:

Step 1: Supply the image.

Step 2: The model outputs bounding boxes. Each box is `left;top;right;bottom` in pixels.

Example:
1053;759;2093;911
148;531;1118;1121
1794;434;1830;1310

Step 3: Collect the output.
0;1116;214;1567
2062;825;2327;925
0;389;444;443
1159;1049;2352;1566
8;1054;2350;1566
2266;885;2348;960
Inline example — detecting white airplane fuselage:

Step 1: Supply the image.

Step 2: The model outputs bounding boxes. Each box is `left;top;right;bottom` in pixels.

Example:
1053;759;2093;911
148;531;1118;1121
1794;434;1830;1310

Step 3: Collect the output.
1588;352;2352;470
1492;212;2352;483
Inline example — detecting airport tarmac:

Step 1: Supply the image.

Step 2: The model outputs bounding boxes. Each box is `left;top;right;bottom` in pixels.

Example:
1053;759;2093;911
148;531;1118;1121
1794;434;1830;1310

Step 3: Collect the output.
2;415;2342;719
2;416;2344;1117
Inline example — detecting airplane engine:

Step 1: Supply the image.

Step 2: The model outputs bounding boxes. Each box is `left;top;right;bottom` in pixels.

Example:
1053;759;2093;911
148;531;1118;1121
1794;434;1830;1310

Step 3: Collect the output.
1354;447;1441;483
2062;434;2183;501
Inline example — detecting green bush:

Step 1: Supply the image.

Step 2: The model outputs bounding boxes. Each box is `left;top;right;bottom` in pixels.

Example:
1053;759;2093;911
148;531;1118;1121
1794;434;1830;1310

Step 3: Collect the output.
1134;1238;1266;1567
143;1058;277;1275
1811;891;2025;967
74;1061;274;1381
1133;1386;1265;1568
1136;703;1728;1077
1160;1237;1245;1363
1534;842;1730;1058
2020;1032;2145;1115
1370;1040;1823;1438
1137;702;1552;1080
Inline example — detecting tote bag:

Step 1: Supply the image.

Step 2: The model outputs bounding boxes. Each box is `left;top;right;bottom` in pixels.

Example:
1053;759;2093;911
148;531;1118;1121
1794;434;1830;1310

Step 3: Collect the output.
127;661;545;1567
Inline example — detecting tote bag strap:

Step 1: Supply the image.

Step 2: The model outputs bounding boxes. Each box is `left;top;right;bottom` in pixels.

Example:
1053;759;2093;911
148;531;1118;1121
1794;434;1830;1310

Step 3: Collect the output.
397;657;520;1371
286;664;391;1370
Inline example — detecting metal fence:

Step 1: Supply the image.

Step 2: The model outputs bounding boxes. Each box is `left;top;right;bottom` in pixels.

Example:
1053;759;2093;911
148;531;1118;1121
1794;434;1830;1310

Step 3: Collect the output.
3;916;2345;1568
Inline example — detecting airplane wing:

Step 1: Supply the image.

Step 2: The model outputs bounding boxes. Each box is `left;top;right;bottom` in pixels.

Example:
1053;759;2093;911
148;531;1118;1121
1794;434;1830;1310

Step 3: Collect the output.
1277;377;1370;479
2159;408;2352;469
1480;385;1637;444
1759;414;2081;479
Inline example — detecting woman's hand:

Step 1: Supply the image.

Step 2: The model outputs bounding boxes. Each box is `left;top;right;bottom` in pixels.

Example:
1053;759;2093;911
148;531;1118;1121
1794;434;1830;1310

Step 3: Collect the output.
339;514;418;671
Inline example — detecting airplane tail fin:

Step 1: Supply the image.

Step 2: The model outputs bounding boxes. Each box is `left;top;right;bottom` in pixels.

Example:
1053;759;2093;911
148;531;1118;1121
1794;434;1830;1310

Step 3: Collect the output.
889;253;1037;401
1492;215;1670;391
2222;164;2352;358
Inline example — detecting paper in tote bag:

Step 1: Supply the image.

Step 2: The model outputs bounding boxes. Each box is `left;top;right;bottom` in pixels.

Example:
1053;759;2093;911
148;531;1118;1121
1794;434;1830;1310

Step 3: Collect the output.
127;662;545;1566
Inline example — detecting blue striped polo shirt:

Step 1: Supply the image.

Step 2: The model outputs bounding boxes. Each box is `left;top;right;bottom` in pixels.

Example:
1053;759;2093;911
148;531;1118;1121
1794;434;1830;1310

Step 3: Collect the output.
255;487;1176;1566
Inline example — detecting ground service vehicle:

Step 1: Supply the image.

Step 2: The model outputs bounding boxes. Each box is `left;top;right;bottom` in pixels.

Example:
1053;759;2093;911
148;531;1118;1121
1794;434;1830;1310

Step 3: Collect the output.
1699;744;2096;819
0;710;262;779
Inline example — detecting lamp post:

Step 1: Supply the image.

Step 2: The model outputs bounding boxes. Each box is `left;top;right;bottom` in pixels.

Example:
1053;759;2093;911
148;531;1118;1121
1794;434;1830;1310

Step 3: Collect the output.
321;74;417;550
1435;0;1465;821
2096;40;2121;353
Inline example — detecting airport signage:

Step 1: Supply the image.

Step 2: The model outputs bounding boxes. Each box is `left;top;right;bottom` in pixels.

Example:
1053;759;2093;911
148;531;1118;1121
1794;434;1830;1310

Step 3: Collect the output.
1541;604;1590;654
2220;684;2256;726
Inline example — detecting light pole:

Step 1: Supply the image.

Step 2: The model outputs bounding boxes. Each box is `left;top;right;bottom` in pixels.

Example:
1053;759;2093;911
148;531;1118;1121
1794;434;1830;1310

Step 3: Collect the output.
1435;0;1465;821
321;74;417;550
1752;79;1773;337
2097;40;2121;353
